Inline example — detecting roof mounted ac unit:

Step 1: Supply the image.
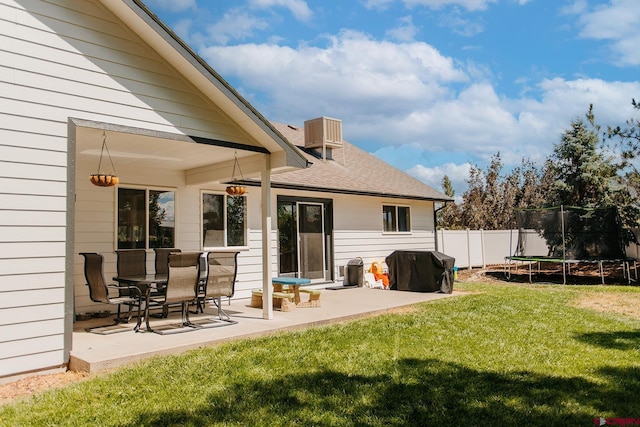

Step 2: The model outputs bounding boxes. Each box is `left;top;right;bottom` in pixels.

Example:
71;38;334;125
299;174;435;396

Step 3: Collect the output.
304;117;343;150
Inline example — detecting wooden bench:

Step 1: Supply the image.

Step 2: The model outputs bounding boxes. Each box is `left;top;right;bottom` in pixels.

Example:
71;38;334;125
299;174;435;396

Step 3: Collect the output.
298;288;321;307
250;289;296;312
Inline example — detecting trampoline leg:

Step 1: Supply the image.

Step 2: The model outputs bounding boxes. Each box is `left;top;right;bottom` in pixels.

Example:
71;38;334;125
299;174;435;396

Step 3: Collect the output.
599;261;604;285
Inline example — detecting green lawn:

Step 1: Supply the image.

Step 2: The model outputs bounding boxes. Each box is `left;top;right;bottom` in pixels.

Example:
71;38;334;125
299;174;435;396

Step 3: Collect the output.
1;282;639;426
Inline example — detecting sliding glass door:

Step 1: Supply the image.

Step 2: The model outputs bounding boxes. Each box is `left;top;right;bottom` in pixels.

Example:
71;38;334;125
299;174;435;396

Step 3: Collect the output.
277;197;333;282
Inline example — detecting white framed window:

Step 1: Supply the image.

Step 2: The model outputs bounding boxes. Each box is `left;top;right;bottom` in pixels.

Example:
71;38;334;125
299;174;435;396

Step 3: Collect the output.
382;204;411;233
117;186;176;249
202;192;247;249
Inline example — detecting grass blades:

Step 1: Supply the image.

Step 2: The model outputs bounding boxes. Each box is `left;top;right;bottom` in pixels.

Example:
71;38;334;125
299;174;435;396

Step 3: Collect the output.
1;282;639;426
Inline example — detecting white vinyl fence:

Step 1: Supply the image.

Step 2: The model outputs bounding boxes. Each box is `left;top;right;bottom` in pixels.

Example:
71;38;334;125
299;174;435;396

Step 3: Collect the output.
436;229;640;269
436;229;517;269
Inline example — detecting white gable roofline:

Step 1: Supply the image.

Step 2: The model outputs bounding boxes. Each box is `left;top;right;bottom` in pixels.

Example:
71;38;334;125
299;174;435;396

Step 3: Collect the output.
99;0;307;171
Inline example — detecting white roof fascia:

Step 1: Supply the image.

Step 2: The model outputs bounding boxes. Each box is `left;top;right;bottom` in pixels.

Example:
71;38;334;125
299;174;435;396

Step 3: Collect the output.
97;0;308;170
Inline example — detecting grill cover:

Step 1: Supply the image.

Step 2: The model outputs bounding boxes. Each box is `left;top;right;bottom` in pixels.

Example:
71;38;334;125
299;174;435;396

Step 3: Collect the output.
385;250;455;293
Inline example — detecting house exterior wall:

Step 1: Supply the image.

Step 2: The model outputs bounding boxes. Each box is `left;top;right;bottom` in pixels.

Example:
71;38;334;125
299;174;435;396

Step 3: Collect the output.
270;189;437;284
0;0;256;378
331;193;436;276
1;0;440;379
75;183;439;311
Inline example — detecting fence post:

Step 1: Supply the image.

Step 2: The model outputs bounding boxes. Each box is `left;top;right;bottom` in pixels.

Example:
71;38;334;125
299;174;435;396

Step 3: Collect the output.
467;228;472;270
480;229;486;268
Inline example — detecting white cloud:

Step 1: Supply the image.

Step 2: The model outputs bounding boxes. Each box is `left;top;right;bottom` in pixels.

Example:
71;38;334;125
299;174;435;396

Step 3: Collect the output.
560;0;588;15
204;9;269;45
203;30;467;109
573;0;640;66
195;18;640;195
364;0;523;12
408;162;472;196
403;0;499;12
438;13;485;37
362;0;395;11
386;16;420;42
249;0;313;21
145;0;196;13
202;29;640;159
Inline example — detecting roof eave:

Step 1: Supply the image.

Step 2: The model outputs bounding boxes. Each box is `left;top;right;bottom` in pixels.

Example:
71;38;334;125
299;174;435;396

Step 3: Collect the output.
98;0;307;170
237;180;453;202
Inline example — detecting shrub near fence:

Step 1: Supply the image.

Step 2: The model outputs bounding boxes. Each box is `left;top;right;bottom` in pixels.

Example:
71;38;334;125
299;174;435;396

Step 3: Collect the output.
436;229;640;269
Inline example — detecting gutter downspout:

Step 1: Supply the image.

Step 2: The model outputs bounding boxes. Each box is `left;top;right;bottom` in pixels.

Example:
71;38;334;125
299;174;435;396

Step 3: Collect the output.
434;202;447;252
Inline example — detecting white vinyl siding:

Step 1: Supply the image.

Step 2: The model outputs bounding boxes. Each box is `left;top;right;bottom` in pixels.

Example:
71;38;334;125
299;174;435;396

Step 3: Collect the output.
332;194;435;277
0;0;258;378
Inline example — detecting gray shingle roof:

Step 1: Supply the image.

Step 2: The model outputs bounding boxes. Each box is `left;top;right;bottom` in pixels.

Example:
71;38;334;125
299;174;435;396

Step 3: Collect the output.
258;122;452;202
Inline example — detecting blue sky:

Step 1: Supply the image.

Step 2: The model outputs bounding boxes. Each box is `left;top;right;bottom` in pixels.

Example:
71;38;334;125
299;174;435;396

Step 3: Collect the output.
146;0;640;197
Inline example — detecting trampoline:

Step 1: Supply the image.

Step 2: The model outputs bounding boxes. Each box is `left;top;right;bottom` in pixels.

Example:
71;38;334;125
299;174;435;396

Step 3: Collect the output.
504;206;637;284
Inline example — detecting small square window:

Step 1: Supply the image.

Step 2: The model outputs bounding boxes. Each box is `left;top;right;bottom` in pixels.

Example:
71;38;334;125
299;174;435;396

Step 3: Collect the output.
382;205;411;232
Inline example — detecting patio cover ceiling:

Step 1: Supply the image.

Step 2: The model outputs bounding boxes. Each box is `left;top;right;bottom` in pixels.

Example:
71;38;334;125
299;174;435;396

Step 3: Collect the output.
75;123;289;186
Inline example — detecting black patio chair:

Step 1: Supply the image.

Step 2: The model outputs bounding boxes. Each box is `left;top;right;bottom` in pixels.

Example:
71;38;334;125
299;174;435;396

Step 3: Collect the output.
197;251;239;320
80;253;141;328
153;248;182;317
116;249;147;277
153;248;181;275
147;252;202;333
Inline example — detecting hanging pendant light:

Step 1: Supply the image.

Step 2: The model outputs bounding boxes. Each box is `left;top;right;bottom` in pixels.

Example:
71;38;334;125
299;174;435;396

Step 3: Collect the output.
226;152;247;196
90;131;119;187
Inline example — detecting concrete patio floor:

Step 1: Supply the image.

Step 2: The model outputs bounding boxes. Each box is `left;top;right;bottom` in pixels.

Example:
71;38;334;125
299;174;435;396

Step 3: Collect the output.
71;286;457;373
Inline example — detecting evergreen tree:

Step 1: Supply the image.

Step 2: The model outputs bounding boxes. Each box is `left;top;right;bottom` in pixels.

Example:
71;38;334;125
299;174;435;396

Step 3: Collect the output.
438;175;462;229
460;162;486;229
547;117;615;207
548;108;639;246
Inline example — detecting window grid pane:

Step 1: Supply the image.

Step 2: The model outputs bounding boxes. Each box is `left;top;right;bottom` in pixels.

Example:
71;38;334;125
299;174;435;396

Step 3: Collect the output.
226;196;246;246
383;205;396;232
118;188;146;249
398;206;411;232
203;193;225;247
149;190;175;248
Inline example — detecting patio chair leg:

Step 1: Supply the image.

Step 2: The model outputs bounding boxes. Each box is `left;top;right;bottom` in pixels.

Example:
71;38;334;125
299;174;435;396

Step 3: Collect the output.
114;305;122;324
126;304;134;323
215;297;231;321
115;305;127;324
181;302;197;327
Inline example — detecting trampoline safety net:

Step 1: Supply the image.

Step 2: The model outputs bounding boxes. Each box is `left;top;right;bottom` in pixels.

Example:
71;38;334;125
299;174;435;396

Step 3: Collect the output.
514;206;626;260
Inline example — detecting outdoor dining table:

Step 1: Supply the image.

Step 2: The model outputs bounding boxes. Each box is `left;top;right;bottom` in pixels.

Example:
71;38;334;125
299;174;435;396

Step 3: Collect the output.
272;277;312;305
113;274;167;332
